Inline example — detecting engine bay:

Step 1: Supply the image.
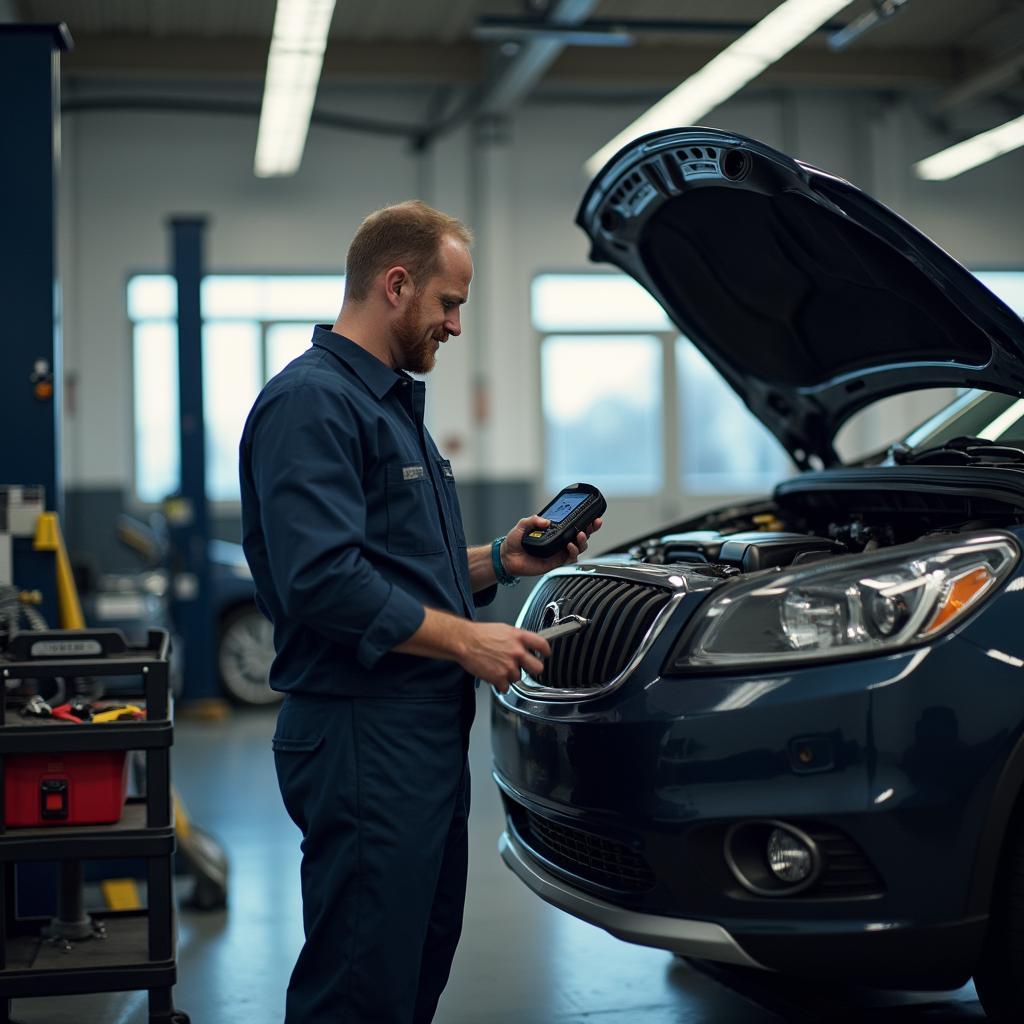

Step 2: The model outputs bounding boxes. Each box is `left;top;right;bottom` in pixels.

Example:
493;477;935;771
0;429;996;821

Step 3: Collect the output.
627;471;1024;575
631;529;844;573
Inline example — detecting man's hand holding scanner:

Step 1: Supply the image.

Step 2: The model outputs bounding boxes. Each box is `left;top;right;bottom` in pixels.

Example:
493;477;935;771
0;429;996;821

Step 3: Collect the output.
501;513;604;577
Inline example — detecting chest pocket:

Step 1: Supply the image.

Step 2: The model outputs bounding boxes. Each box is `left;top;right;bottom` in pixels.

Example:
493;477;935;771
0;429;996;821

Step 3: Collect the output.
437;459;467;548
385;461;446;555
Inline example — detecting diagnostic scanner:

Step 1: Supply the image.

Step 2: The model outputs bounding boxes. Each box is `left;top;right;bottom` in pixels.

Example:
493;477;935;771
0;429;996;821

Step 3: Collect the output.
522;482;606;559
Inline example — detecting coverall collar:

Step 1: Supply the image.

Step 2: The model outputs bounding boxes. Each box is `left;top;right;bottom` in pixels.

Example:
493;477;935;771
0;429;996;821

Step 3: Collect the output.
311;324;414;401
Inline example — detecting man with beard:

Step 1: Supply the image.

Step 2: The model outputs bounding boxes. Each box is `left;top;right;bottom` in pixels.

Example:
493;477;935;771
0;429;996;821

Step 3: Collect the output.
239;200;602;1024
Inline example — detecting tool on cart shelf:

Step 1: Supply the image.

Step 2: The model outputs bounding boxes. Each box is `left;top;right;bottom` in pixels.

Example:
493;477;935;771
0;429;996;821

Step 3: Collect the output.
5;689;148;830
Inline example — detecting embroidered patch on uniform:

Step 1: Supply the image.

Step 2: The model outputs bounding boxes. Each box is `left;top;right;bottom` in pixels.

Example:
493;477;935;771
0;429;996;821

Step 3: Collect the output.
402;465;425;481
440;461;455;480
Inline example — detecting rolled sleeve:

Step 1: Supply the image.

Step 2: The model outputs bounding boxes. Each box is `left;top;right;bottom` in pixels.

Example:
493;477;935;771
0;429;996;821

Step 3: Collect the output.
356;583;425;668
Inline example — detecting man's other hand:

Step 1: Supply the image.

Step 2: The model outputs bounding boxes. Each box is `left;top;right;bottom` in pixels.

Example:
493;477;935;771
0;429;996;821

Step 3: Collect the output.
500;515;603;579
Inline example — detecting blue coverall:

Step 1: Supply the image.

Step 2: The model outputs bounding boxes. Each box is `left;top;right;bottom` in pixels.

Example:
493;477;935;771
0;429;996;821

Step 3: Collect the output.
239;326;495;1023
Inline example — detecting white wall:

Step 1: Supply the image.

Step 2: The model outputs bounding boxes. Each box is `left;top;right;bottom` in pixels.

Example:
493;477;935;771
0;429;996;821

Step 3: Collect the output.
62;90;422;487
59;84;1024;502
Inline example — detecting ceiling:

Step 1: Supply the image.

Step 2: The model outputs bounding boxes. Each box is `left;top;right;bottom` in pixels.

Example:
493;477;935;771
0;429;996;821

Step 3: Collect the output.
9;0;1024;116
12;0;1022;49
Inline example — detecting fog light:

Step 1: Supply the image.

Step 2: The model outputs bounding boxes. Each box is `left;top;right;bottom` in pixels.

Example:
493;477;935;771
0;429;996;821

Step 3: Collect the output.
767;827;813;883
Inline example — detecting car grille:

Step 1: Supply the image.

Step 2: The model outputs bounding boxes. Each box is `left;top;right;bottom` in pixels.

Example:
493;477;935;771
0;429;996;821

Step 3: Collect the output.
515;806;656;893
518;573;672;693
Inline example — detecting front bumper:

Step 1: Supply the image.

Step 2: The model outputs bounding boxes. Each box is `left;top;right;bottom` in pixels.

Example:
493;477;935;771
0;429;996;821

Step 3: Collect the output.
498;801;988;988
492;635;1024;988
499;828;764;968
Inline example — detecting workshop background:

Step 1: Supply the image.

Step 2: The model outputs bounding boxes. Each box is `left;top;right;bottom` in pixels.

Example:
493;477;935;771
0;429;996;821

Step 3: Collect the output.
2;0;1024;1022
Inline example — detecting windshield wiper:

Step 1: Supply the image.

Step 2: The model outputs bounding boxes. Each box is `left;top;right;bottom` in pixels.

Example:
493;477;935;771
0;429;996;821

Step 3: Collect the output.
894;435;1024;466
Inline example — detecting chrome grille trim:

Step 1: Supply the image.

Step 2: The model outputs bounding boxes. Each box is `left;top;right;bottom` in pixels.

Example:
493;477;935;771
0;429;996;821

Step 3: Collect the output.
512;562;688;701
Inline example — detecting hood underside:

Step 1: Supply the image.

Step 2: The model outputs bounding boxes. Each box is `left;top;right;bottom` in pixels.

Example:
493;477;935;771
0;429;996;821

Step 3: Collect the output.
577;128;1024;469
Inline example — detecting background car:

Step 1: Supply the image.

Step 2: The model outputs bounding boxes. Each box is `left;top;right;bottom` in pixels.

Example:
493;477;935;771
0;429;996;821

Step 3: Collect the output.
492;128;1024;1023
207;539;280;706
81;519;278;706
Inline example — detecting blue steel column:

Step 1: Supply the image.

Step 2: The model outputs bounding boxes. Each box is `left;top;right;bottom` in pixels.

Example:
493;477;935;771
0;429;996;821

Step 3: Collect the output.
0;23;70;509
0;25;72;995
0;24;72;623
169;217;219;705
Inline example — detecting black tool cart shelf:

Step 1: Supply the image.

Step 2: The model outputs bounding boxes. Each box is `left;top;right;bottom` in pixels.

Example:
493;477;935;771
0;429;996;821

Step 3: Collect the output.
0;629;188;1024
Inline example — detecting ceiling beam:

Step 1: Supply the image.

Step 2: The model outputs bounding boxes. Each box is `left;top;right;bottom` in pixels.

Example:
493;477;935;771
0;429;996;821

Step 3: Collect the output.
547;44;977;92
60;33;981;95
61;35;484;84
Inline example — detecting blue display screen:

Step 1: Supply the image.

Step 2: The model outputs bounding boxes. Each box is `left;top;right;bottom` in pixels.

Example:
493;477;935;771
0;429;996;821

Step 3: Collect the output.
540;491;589;524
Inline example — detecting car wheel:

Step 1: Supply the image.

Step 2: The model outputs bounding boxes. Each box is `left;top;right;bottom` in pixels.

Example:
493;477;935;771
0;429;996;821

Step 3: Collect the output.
973;813;1024;1022
217;604;281;706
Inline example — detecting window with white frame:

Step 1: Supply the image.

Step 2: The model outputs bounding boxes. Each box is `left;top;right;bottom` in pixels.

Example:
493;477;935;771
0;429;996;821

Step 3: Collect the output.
129;274;344;503
532;273;791;497
540;334;664;495
674;337;791;493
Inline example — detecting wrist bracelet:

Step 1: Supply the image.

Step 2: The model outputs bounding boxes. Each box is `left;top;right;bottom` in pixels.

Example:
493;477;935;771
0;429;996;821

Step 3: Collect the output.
491;536;519;587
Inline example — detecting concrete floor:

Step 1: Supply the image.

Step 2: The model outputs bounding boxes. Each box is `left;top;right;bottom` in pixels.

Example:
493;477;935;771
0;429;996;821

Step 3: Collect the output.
11;689;988;1023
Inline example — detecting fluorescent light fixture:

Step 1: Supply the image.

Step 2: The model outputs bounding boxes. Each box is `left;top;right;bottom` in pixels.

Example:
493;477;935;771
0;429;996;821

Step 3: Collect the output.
584;0;854;178
254;0;337;178
914;113;1024;181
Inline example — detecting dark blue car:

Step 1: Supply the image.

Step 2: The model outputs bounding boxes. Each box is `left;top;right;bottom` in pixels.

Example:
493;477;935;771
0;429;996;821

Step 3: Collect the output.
83;531;277;706
491;129;1024;1022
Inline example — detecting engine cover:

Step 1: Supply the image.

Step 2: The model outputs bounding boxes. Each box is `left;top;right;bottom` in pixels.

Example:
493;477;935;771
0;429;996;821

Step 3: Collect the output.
639;531;845;572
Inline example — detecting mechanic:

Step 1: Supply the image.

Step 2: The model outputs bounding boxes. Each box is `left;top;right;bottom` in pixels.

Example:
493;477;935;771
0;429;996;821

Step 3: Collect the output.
239;200;602;1024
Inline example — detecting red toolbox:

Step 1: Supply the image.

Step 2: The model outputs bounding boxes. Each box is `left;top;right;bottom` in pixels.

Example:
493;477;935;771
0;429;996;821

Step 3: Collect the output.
3;750;129;827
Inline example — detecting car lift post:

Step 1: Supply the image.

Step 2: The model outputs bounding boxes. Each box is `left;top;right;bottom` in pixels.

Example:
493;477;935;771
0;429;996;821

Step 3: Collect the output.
167;217;224;712
0;25;78;1024
0;23;72;623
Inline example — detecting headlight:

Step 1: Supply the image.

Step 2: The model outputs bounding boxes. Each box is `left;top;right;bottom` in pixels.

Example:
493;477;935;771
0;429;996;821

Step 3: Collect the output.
665;534;1019;671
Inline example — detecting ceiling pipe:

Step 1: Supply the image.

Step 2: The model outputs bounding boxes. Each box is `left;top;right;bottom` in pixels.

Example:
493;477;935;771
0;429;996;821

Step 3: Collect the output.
828;0;910;51
412;0;600;150
471;15;848;44
61;95;422;138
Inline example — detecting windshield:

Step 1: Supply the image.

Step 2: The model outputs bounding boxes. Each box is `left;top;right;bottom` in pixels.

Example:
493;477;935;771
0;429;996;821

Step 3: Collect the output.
901;390;1024;453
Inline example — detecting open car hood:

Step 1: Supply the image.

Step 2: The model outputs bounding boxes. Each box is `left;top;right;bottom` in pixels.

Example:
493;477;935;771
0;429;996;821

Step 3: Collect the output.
576;128;1024;469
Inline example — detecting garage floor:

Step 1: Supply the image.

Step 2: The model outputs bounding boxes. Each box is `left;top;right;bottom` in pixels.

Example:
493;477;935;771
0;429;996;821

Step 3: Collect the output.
10;689;987;1023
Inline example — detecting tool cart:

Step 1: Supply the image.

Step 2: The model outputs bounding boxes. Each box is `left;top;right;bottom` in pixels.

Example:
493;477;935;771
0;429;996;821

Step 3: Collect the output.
0;628;187;1024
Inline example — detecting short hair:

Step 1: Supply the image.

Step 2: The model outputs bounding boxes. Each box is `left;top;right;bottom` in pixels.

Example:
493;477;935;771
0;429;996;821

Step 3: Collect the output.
344;200;473;302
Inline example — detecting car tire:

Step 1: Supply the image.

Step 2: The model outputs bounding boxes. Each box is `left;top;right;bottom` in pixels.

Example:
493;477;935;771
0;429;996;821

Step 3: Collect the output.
217;604;281;706
973;813;1024;1022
